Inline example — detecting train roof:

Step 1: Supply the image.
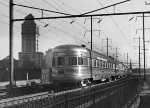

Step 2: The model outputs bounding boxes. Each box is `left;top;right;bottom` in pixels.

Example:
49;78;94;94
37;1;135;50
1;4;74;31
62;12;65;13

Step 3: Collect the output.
53;44;124;65
53;44;89;53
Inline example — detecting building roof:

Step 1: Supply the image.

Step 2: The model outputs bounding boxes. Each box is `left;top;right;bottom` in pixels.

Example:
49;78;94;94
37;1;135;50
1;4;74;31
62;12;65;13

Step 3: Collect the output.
25;14;34;19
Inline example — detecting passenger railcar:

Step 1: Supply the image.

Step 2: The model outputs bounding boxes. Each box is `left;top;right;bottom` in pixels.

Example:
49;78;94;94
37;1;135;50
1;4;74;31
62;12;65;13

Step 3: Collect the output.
51;44;129;85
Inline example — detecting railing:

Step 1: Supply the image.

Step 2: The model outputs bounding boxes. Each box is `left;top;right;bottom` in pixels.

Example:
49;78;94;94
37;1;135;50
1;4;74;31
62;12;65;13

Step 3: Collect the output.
0;78;138;108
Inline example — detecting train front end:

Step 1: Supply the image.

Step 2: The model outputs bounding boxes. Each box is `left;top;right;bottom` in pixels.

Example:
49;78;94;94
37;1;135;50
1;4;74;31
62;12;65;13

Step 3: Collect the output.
52;45;91;85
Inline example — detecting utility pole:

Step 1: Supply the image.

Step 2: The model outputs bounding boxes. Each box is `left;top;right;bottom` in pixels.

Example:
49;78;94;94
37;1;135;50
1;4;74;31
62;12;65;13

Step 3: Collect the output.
133;37;141;79
139;37;141;79
84;17;100;79
9;0;14;86
90;16;93;79
107;37;109;56
143;13;146;80
127;53;128;67
107;37;112;56
102;37;112;56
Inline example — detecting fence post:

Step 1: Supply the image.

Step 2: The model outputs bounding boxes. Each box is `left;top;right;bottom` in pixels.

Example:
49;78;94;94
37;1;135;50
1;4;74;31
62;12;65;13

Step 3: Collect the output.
93;87;95;108
65;93;68;108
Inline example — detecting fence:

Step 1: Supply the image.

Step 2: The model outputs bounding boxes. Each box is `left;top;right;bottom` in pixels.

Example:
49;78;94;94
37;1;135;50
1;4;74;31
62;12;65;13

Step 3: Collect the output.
0;78;138;108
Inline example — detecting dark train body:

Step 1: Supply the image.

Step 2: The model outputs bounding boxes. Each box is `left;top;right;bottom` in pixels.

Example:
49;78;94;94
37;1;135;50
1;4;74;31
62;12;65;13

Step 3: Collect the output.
51;44;131;85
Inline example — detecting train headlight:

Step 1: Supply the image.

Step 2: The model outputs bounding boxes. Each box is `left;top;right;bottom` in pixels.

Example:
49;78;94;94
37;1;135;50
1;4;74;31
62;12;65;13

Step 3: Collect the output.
78;73;82;76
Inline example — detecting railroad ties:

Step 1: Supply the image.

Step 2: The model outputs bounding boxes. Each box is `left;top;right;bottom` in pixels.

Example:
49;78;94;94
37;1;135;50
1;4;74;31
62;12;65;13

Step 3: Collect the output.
0;78;138;108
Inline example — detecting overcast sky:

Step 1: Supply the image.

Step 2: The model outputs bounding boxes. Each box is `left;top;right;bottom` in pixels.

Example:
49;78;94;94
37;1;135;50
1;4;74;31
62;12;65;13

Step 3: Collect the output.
0;0;150;68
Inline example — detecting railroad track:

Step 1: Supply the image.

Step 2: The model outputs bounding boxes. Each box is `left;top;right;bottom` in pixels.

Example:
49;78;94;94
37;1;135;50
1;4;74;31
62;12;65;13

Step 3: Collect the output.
0;77;128;100
0;77;133;108
0;83;80;100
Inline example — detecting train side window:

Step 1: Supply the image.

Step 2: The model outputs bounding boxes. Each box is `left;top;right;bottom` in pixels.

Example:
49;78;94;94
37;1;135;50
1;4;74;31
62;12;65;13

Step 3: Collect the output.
100;60;103;68
52;57;55;66
58;57;65;66
83;58;88;65
87;58;90;66
103;61;105;68
78;57;83;65
92;59;96;67
109;63;110;69
97;60;99;67
105;62;107;68
106;62;108;68
94;60;96;67
110;63;112;69
107;62;109;68
69;57;77;65
113;64;115;69
95;60;97;67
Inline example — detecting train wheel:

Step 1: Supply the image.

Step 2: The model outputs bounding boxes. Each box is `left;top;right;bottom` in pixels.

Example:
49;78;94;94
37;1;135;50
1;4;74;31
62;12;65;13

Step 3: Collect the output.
81;79;92;87
81;80;87;87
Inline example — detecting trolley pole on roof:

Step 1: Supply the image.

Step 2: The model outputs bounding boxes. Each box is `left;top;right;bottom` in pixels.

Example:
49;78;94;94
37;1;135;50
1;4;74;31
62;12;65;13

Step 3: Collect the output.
9;0;14;87
90;16;93;79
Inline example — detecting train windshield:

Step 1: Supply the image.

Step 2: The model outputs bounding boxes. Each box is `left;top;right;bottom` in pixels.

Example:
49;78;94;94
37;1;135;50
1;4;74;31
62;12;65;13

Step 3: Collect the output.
78;57;83;65
69;57;77;65
52;57;55;66
58;57;65;66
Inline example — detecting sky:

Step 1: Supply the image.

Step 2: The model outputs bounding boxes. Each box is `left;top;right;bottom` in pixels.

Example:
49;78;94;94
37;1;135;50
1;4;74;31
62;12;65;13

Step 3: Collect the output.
0;0;150;68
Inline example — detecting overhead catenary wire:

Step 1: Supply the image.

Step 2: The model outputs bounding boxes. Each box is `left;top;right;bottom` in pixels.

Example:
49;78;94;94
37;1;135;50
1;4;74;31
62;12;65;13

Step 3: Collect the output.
11;0;141;57
22;0;102;50
1;0;149;66
0;1;77;45
0;1;91;46
96;0;131;48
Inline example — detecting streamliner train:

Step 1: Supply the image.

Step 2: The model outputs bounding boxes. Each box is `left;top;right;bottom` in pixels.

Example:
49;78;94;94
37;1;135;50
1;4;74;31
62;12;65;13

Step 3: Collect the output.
51;44;131;85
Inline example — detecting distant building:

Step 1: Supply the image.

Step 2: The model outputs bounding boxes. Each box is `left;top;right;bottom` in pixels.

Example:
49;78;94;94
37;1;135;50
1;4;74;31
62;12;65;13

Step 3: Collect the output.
41;68;52;84
41;49;53;84
18;14;43;68
45;49;53;68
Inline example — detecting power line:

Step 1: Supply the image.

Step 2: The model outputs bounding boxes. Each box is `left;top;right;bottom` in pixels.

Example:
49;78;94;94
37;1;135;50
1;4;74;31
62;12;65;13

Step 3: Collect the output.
28;0;102;49
0;1;82;45
56;0;82;14
0;13;9;17
0;19;8;25
97;0;131;48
